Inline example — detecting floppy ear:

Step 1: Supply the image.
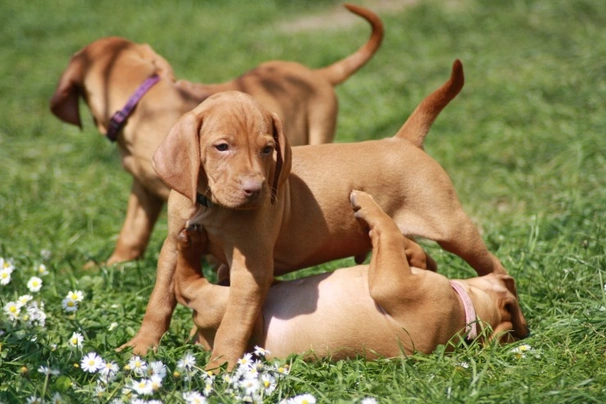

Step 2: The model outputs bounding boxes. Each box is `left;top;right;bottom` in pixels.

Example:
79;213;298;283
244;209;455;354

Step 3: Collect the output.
49;56;85;128
496;275;530;340
153;112;203;203
139;43;176;81
269;112;292;204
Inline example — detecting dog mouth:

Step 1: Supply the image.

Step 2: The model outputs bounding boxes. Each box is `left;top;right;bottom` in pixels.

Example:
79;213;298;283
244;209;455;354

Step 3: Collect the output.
210;186;268;209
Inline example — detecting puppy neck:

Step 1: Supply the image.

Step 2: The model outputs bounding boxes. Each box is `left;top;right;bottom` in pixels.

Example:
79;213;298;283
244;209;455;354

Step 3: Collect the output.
450;280;478;340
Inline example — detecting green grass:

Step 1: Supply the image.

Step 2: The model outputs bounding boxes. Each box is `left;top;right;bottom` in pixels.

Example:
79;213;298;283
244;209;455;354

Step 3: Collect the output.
1;0;605;402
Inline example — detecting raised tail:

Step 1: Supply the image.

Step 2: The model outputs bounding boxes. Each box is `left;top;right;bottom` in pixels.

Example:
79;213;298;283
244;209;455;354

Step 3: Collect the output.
315;4;384;86
396;59;465;148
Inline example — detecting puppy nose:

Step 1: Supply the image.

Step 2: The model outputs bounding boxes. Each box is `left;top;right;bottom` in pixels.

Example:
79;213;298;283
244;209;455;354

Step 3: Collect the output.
241;177;263;198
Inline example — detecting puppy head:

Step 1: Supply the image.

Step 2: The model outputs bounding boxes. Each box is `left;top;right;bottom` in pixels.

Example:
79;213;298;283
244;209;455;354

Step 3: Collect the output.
153;91;292;209
465;273;529;343
49;37;174;132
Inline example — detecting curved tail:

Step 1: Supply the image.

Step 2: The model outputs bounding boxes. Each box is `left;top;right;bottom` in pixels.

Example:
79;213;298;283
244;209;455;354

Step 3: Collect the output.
396;59;465;148
315;4;384;86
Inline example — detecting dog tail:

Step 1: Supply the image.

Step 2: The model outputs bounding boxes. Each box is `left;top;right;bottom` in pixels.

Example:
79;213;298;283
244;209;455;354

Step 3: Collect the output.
395;59;465;148
315;4;384;86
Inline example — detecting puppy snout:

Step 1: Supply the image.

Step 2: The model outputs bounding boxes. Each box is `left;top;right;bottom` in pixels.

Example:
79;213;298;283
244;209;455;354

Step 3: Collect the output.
241;177;264;199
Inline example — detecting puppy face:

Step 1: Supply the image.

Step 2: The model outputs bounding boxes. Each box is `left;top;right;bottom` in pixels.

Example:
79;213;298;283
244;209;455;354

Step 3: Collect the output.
153;91;291;209
467;273;530;342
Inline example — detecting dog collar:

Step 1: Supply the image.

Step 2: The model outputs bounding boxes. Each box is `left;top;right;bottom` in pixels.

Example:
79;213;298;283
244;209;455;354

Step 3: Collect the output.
106;74;161;142
196;192;212;208
450;280;478;340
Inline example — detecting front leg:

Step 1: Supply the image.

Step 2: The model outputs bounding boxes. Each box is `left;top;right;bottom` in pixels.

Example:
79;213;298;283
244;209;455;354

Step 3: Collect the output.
107;180;164;265
117;191;193;354
205;247;273;372
175;225;229;350
350;190;427;312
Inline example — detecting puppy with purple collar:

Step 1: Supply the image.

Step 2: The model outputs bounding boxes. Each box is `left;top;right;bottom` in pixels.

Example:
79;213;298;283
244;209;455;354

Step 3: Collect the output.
174;190;529;360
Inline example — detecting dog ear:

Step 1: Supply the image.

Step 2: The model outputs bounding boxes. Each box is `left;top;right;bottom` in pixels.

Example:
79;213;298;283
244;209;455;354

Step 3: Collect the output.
50;56;84;128
269;112;292;204
153;112;203;203
139;43;176;81
495;275;530;340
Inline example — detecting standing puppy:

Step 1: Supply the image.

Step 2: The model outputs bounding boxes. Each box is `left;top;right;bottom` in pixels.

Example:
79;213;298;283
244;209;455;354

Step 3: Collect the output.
122;60;527;371
174;190;529;359
49;4;383;265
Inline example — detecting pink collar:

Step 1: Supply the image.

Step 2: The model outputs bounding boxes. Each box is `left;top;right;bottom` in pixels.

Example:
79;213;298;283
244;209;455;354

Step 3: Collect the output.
106;74;161;142
450;280;478;340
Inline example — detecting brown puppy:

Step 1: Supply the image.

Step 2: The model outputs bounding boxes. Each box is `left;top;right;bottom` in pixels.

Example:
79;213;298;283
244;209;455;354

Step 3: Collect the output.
49;4;383;265
125;60;524;370
174;190;528;360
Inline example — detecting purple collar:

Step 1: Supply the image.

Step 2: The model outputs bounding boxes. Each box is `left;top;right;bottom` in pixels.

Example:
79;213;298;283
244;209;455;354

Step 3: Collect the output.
106;74;161;142
450;280;478;340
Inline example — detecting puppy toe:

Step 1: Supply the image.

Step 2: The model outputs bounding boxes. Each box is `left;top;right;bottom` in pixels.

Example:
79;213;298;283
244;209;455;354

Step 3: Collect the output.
177;229;191;250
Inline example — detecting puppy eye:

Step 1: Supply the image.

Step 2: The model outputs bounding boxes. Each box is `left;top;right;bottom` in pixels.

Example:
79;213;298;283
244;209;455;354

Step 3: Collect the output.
215;143;229;152
261;145;274;155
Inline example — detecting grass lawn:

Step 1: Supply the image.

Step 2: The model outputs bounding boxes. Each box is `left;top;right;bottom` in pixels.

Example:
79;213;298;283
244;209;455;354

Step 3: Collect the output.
1;0;605;402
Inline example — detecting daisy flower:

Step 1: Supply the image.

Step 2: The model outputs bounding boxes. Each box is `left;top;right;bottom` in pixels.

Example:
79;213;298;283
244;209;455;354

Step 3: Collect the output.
36;264;49;276
26;396;42;404
99;361;120;381
18;294;33;305
292;393;316;404
183;391;207;404
361;398;378;404
128;355;148;376
4;301;22;320
66;290;84;302
25;301;46;327
62;297;79;312
149;374;164;392
149;360;167;377
237;352;254;369
177;351;196;371
69;332;84;348
50;392;64;404
27;276;43;293
510;343;533;359
261;373;277;394
0;267;13;285
254;345;270;357
131;378;154;396
81;352;104;373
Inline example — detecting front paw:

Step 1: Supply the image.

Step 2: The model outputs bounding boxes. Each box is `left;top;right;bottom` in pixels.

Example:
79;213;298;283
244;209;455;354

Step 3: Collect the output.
350;190;382;225
177;224;205;254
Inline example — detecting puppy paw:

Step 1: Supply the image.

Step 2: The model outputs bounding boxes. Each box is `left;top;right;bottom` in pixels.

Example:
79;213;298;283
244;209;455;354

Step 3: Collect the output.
177;224;206;255
350;190;383;224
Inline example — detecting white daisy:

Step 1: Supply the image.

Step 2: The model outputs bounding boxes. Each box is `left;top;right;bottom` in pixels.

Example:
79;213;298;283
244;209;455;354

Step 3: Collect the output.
254;345;270;357
128;355;148;376
50;392;64;404
131;378;153;396
177;351;196;371
62;297;79;312
3;301;22;320
81;352;104;373
36;264;49;276
361;398;378;404
18;294;33;305
183;391;207;404
149;374;163;391
27;276;43;292
149;360;167;379
66;290;84;302
293;393;316;404
0;267;13;285
69;332;84;348
237;352;254;369
99;361;119;380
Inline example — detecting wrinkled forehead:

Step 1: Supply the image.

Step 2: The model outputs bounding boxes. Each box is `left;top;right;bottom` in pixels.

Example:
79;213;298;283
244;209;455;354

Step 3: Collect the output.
197;93;273;135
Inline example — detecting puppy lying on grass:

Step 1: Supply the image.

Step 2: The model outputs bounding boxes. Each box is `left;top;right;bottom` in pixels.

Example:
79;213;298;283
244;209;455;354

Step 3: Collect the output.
174;190;529;360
